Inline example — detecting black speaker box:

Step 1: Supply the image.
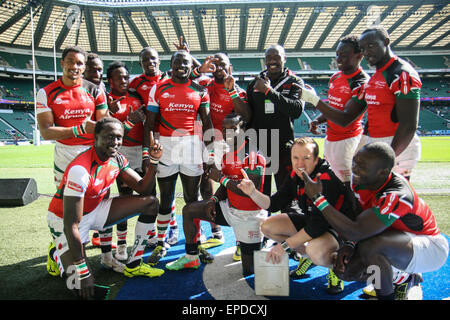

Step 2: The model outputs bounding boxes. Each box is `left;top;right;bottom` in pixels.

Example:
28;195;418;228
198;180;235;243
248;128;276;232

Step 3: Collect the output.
0;178;39;206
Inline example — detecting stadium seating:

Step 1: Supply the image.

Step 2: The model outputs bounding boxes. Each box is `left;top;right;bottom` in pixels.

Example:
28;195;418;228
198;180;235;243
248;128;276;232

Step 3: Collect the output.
418;108;449;133
0;110;35;139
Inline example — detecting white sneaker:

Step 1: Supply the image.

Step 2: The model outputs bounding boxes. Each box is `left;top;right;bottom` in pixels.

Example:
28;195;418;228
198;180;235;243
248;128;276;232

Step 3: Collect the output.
199;227;207;243
115;244;128;261
101;256;125;273
167;227;179;246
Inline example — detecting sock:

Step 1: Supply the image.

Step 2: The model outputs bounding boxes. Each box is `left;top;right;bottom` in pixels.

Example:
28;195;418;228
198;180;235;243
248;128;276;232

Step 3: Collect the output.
193;219;202;243
156;211;171;244
116;230;127;246
211;226;223;239
99;228;113;254
392;266;410;285
186;243;199;256
127;221;154;268
169;200;177;228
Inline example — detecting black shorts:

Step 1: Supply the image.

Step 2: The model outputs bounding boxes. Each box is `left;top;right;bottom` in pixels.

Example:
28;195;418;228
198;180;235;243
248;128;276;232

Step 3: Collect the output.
286;211;339;242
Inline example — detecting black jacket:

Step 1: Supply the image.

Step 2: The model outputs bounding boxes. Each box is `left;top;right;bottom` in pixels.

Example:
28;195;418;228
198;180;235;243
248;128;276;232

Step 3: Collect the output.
268;159;361;239
246;68;305;148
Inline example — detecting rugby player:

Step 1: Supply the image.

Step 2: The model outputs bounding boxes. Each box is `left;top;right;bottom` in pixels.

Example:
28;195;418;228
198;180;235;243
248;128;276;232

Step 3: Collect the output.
46;117;165;300
302;142;448;300
166;113;267;276
145;50;214;265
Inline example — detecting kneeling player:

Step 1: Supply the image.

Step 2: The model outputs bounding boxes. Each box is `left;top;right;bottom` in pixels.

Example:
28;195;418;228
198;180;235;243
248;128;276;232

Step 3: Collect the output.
165;114;267;275
46;118;164;300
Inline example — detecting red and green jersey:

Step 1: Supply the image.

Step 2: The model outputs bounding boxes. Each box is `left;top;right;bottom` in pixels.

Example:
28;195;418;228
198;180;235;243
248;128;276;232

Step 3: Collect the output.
48;147;130;218
129;72;169;133
221;141;266;211
198;78;247;134
108;91;144;146
359;56;422;138
36;78;108;145
147;78;210;137
326;67;369;141
353;172;439;236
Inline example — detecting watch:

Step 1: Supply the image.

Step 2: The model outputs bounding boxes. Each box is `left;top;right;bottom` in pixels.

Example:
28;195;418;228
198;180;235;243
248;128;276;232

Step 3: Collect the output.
280;241;290;252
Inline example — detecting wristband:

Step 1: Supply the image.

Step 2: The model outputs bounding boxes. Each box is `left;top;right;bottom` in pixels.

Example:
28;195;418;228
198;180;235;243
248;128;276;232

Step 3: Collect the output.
191;66;201;77
74;260;90;281
210;196;219;203
149;156;159;165
228;89;239;99
123;119;135;131
72;124;86;138
142;147;150;160
219;176;230;187
300;86;320;107
280;241;290;252
311;192;323;202
264;87;271;96
313;194;330;211
345;241;356;249
208;149;215;164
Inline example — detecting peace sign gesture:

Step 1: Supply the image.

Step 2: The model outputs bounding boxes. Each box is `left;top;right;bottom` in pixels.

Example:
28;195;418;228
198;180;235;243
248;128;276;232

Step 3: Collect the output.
173;35;190;52
300;169;323;199
223;66;235;91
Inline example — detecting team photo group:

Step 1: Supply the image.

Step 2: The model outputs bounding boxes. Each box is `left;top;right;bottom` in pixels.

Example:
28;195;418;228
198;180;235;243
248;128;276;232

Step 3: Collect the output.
37;21;449;301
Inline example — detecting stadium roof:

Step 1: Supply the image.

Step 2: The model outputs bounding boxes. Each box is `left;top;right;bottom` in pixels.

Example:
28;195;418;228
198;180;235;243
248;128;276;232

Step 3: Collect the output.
0;0;448;57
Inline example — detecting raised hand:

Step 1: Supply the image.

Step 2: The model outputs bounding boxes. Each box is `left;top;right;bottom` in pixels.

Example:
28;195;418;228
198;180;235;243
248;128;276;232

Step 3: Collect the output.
309;120;320;135
173;35;190;52
223;66;236;91
127;105;146;124
237;169;255;196
107;95;125;114
198;55;218;74
82;112;96;134
149;139;162;160
254;75;271;93
300;169;323;199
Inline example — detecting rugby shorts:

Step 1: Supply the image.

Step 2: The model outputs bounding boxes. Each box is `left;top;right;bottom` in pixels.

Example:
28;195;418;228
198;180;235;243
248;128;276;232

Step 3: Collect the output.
364;134;421;177
53;142;90;186
403;232;449;274
324;134;362;182
216;199;268;244
157;135;204;178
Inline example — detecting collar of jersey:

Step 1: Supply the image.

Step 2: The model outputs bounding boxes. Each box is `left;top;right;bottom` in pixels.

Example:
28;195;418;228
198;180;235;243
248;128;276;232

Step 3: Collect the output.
376;56;397;73
58;78;82;89
109;91;129;100
143;72;161;82
341;67;363;80
168;78;191;86
92;147;110;166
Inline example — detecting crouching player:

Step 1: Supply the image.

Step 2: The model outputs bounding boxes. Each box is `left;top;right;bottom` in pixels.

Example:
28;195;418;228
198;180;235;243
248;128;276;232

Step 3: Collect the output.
301;142;449;300
46;118;164;300
165;113;267;275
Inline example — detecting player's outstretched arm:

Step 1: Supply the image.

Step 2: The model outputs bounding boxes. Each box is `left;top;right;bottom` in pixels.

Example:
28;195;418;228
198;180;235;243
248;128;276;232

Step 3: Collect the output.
293;83;365;127
121;141;161;195
301;170;387;241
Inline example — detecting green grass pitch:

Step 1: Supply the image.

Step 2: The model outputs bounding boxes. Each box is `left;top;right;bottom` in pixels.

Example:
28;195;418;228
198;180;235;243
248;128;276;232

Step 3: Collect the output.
0;136;449;299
